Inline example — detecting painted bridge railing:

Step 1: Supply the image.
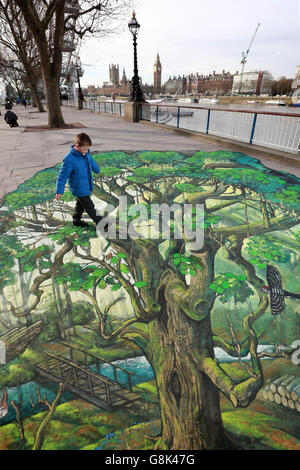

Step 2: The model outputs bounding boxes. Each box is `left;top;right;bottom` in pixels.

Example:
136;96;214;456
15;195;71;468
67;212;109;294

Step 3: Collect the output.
140;103;300;155
63;98;125;117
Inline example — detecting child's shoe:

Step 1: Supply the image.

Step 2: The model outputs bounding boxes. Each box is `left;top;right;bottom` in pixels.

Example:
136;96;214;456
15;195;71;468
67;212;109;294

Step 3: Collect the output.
73;220;90;227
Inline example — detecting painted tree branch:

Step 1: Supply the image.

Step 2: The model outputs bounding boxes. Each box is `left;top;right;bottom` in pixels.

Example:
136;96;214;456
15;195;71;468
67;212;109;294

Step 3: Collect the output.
213;215;300;240
11;400;26;442
9;237;74;317
74;244;161;321
32;371;71;450
200;356;263;408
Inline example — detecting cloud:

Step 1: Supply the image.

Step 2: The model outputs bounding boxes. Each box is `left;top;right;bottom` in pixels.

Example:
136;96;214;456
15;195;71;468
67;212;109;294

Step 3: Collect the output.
80;0;300;87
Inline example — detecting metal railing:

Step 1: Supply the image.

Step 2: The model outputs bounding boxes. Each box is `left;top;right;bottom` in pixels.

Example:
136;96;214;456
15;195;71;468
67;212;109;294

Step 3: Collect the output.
62;99;300;154
140;103;300;155
63;98;125;117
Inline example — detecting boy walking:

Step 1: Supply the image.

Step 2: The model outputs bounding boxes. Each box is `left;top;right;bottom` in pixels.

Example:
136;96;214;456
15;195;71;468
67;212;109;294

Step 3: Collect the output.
56;133;106;229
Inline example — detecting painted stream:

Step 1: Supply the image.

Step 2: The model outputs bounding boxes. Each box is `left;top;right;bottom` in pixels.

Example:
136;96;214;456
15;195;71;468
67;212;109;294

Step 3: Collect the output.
0;344;277;426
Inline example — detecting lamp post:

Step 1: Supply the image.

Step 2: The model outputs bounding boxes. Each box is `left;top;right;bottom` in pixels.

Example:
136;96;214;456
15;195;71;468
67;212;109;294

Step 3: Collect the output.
72;57;84;110
128;11;145;102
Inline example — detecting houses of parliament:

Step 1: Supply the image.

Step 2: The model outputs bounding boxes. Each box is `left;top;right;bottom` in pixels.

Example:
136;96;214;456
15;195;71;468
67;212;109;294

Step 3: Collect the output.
84;53;163;96
85;53;235;97
86;53;162;97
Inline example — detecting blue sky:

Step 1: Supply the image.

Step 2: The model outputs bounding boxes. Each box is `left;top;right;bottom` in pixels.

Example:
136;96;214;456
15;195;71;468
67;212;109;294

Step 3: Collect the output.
80;0;300;87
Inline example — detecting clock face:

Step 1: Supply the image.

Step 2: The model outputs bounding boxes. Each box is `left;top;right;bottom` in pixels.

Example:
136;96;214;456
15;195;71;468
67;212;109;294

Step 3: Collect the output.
157;67;161;72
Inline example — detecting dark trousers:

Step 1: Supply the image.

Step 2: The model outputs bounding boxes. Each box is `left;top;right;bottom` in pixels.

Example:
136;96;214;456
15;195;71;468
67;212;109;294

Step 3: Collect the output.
73;196;102;223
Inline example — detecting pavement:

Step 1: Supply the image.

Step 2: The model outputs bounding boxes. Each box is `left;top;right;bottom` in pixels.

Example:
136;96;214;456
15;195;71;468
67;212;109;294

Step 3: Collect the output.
0;103;299;201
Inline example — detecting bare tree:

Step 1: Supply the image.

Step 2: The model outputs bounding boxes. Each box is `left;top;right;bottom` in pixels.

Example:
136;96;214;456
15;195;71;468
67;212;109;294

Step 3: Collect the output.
12;0;132;128
0;51;25;98
0;2;45;111
271;76;293;96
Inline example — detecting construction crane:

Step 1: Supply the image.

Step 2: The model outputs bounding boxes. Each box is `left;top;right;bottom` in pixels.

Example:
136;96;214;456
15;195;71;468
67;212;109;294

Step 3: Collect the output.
238;22;261;94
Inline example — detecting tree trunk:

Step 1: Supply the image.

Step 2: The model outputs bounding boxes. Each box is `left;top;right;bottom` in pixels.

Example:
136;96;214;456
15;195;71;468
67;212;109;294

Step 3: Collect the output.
31;92;37;107
63;282;76;336
44;73;65;128
52;280;64;341
18;260;32;327
147;244;228;450
28;83;45;113
149;300;226;450
1;292;12;327
14;0;66;128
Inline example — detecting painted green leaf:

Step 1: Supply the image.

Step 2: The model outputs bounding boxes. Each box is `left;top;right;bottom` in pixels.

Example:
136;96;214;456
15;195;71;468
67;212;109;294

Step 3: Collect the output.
134;281;147;288
111;283;122;291
120;264;129;273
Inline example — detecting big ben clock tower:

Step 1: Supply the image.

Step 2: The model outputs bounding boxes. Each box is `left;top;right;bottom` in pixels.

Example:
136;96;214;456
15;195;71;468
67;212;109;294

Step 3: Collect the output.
153;53;162;93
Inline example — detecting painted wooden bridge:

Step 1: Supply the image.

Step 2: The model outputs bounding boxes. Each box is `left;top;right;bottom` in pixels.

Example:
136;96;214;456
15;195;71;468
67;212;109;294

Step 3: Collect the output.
34;342;141;410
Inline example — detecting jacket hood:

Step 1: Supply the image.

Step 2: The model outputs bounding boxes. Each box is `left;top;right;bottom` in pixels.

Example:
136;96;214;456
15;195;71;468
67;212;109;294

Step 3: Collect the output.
70;145;89;157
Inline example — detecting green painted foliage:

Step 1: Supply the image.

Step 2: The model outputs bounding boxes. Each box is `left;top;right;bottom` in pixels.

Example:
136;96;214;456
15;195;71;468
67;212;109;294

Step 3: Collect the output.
5;168;58;209
170;253;202;277
136;151;181;164
271;185;300;209
173;183;204;193
245;236;290;269
206;168;286;194
209;272;254;304
48;225;97;245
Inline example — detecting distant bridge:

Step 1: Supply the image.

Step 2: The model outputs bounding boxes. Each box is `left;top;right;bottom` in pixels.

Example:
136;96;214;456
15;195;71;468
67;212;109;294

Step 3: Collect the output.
34;342;141;410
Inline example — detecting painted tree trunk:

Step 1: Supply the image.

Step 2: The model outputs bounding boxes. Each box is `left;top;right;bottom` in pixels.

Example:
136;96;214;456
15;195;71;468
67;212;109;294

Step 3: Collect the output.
1;292;12;326
145;244;228;450
17;260;32;327
63;282;76;336
149;310;226;450
52;280;65;341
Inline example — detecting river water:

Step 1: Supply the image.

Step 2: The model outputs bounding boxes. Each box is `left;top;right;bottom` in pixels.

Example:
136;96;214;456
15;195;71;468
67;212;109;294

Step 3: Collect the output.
0;344;277;426
161;100;300;115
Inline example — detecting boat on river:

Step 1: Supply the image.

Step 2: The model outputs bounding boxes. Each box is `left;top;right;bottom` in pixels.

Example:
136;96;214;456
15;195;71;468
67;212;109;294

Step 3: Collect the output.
265;99;286;105
198;98;219;104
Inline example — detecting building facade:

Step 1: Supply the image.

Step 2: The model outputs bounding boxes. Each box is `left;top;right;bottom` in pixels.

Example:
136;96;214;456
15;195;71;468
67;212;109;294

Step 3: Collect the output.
291;65;300;90
86;64;131;96
204;70;235;95
90;55;163;97
166;70;235;96
109;64;120;87
165;75;187;95
232;70;273;95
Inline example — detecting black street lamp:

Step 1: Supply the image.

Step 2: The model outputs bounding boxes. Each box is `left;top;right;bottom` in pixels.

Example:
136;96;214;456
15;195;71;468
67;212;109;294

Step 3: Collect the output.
128;12;145;102
72;58;84;110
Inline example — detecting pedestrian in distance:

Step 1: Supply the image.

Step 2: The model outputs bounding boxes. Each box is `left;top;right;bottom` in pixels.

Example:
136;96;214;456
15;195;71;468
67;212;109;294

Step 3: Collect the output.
4;100;12;110
22;98;27;108
4;109;19;127
55;133;107;230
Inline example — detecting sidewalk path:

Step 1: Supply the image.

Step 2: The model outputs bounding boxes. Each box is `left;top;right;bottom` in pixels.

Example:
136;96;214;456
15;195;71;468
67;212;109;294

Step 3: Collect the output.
0;103;299;200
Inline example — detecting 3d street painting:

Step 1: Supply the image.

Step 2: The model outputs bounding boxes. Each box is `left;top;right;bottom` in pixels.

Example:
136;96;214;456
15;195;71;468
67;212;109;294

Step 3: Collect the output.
0;150;299;450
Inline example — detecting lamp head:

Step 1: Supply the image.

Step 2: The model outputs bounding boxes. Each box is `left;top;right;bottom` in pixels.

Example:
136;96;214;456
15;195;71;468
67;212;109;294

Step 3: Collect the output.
128;11;140;35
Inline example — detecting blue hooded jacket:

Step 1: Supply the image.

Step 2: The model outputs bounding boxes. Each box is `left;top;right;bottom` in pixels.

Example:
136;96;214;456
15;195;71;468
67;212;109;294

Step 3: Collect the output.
56;145;100;197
